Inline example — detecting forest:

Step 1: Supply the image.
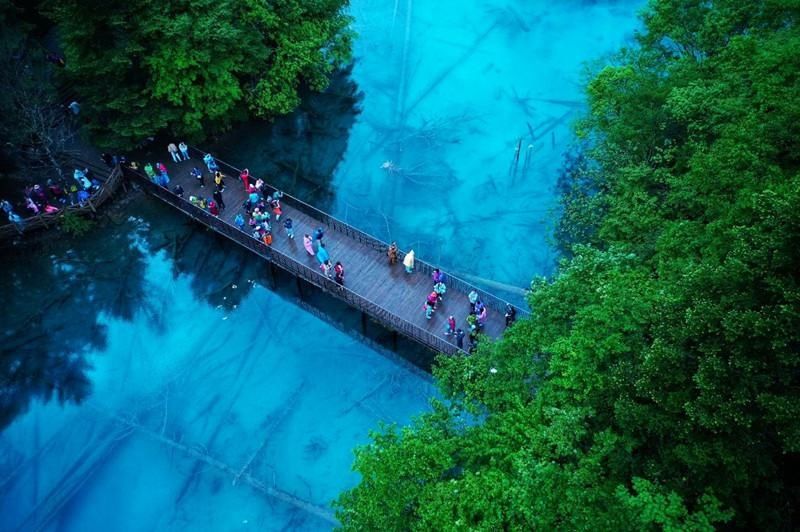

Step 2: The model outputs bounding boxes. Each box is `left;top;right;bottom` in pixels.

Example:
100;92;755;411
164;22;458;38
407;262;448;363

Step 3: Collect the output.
335;1;800;530
1;0;798;529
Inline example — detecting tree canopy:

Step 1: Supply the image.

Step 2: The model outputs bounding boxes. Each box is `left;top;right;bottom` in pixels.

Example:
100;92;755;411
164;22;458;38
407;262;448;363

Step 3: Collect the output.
46;0;353;149
335;0;800;529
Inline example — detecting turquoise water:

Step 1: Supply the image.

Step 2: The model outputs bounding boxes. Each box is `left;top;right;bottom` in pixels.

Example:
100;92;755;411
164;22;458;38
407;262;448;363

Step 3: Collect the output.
0;2;642;530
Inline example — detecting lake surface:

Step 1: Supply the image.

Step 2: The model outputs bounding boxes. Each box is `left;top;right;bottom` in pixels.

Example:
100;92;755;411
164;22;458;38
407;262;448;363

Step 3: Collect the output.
0;1;642;530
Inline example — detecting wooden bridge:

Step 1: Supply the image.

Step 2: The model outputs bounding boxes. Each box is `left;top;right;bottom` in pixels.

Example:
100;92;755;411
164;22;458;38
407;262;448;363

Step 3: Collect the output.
128;148;527;355
0;163;126;242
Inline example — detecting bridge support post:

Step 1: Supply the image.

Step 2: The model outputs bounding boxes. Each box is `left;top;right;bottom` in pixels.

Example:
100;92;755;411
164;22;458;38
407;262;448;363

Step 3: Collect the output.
296;277;304;300
361;311;368;335
392;331;398;351
268;261;278;290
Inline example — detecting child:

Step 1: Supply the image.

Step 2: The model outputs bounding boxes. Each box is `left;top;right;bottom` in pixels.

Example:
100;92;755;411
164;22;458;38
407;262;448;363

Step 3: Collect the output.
321;259;333;278
444;315;456;336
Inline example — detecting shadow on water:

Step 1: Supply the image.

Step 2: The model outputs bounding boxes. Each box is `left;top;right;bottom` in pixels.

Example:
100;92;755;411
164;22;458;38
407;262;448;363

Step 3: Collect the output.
0;218;149;430
206;65;363;212
0;65;392;431
170;219;436;375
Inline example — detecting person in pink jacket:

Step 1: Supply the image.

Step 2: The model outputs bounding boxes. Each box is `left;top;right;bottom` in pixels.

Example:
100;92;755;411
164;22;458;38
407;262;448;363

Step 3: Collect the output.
303;234;315;256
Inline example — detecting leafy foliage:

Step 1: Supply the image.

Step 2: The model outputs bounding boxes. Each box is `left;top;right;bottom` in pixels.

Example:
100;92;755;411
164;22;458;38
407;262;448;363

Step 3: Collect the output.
59;210;94;236
46;0;353;149
335;1;800;529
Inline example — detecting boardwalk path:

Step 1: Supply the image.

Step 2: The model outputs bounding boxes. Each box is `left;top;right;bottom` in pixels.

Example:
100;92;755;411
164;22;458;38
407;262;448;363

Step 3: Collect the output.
132;148;526;354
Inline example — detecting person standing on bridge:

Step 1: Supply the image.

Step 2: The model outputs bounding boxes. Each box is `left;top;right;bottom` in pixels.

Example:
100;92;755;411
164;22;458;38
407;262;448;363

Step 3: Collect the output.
248;189;260;207
271;195;282;222
303;234;315;256
504;304;516;327
191;167;204;188
321;259;333;278
455;328;465;349
240;168;251;190
387;242;398;265
283;217;294;239
316;242;329;264
477;305;488;329
235;213;245;231
468;290;479;313
434;280;447;302
334;261;344;285
144;163;156;181
444;315;456;336
427;291;438;310
167;143;180;163
214;171;225;191
213;188;225;211
203;153;217;173
403;249;415;273
424;301;435;320
313;227;324;244
178;142;190;161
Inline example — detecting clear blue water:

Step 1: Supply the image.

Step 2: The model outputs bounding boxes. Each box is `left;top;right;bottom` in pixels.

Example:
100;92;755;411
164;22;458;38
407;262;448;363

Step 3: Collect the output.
0;2;642;530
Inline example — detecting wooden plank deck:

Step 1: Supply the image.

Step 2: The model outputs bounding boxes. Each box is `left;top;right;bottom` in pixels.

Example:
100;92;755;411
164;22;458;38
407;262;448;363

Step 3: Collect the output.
138;149;523;354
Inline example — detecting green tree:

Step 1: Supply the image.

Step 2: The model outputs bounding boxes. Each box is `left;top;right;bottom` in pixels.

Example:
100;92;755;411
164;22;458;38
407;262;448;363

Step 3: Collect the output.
336;1;800;529
46;0;353;149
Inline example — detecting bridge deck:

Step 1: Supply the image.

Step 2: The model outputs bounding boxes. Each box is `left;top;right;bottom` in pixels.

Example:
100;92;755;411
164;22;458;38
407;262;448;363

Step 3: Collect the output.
136;149;523;354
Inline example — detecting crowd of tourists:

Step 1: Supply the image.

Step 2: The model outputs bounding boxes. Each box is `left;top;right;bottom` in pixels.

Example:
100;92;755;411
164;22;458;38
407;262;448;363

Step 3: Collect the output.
0;166;105;225
389;242;518;352
143;144;348;287
142;142;520;353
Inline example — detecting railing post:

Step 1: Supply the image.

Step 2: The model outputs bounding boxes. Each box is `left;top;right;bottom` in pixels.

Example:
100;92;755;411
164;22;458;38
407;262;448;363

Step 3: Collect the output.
268;260;278;290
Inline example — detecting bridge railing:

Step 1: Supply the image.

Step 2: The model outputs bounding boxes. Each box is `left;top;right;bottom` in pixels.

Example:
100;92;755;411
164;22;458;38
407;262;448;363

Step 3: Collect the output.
0;165;124;241
188;146;529;318
128;168;461;355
